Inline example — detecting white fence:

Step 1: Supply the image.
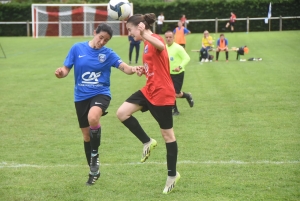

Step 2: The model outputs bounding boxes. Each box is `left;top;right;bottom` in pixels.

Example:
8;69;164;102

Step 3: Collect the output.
0;16;299;37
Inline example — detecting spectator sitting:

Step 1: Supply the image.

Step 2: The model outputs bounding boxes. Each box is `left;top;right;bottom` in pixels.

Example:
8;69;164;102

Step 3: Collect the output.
215;33;229;62
200;30;213;62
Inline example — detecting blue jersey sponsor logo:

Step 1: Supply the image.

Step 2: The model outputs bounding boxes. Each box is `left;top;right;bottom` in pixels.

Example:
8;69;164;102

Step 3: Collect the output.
81;71;101;84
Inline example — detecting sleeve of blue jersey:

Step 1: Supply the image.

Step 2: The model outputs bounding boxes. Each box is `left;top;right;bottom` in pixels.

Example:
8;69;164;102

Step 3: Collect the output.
110;50;123;68
184;28;190;34
63;45;76;69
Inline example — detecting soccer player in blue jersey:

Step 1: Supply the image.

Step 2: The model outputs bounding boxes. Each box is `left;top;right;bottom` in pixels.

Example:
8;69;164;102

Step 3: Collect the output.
55;23;140;186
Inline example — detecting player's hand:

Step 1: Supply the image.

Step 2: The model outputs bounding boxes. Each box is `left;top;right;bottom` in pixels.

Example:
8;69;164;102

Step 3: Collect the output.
132;66;144;76
55;68;64;78
172;67;181;72
137;22;145;36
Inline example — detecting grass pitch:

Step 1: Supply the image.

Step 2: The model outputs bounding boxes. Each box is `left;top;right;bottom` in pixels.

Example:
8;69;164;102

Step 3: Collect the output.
0;31;299;201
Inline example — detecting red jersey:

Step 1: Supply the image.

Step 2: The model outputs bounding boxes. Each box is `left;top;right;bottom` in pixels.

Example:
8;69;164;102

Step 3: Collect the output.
141;34;175;106
230;14;236;22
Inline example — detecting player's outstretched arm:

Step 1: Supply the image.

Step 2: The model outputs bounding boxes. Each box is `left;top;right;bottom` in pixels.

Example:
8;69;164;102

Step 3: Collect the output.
55;66;70;78
118;62;144;76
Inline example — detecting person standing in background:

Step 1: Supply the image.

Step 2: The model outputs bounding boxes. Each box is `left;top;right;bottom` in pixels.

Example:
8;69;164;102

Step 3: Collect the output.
165;30;194;116
173;21;191;49
157;12;164;34
180;14;187;27
128;35;140;64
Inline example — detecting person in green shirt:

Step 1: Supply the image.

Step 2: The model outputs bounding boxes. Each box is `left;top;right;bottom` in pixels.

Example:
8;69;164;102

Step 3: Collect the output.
164;30;194;116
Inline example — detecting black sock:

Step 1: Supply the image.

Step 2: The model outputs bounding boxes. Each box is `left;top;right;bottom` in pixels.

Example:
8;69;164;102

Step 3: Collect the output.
84;141;91;166
90;127;101;156
173;101;179;113
181;92;188;99
166;141;178;176
226;51;228;60
122;116;150;144
216;52;219;60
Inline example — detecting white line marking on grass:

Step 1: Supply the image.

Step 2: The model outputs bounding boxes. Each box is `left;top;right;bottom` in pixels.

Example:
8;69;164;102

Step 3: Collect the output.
1;160;299;168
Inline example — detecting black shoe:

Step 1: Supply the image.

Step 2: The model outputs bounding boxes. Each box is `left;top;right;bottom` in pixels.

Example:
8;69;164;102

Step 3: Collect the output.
86;172;100;186
186;93;194;107
90;154;99;173
172;111;180;116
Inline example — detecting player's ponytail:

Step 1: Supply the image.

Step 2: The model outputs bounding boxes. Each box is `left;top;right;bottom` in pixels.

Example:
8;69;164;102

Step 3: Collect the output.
127;13;156;30
143;13;156;29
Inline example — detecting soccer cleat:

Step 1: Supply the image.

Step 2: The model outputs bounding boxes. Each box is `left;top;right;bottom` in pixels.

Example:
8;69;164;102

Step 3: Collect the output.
163;172;181;194
86;172;100;186
172;111;180;116
90;154;99;173
141;138;157;163
186;93;194;108
205;59;209;62
201;58;205;62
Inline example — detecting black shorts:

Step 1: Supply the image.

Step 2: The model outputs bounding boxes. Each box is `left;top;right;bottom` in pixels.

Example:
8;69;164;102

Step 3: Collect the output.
171;72;184;94
75;94;111;128
229;21;235;27
125;90;173;129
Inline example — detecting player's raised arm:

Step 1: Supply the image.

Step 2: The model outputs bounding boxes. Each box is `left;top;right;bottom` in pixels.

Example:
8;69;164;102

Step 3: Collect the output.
139;22;165;51
54;66;70;78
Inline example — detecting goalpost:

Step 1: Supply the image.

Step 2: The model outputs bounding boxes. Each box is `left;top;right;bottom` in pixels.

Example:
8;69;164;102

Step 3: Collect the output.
31;4;133;38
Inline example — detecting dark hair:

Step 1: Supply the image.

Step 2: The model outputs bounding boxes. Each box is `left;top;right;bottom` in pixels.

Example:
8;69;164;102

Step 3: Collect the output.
127;13;156;30
220;33;224;37
95;23;113;38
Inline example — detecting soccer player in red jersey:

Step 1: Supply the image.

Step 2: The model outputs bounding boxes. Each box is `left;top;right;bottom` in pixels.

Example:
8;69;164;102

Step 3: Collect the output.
225;12;237;33
116;13;180;194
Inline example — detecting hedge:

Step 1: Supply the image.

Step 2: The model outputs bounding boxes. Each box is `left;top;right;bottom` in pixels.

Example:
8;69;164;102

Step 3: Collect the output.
0;0;299;36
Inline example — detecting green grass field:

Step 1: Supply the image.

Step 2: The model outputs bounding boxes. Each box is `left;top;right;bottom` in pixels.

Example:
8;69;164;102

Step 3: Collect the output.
0;31;299;201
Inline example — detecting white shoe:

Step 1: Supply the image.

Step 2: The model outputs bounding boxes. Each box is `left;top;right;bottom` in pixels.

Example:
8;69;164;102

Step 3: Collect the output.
205;59;209;62
141;138;157;163
163;172;181;194
201;59;205;62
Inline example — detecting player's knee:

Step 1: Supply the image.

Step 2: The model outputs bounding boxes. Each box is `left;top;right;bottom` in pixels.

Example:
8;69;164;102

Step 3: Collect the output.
88;116;100;126
116;107;128;121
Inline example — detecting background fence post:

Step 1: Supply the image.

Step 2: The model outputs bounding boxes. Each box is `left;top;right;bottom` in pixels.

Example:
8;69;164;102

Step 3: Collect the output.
59;20;62;37
215;18;218;33
247;17;249;32
280;15;282;31
26;20;30;37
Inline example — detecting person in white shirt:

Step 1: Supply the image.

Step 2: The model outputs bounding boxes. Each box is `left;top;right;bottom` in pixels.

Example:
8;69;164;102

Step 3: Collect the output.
157;12;164;34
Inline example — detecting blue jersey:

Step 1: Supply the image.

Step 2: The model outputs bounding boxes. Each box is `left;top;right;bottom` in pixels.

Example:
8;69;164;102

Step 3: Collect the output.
64;41;122;102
